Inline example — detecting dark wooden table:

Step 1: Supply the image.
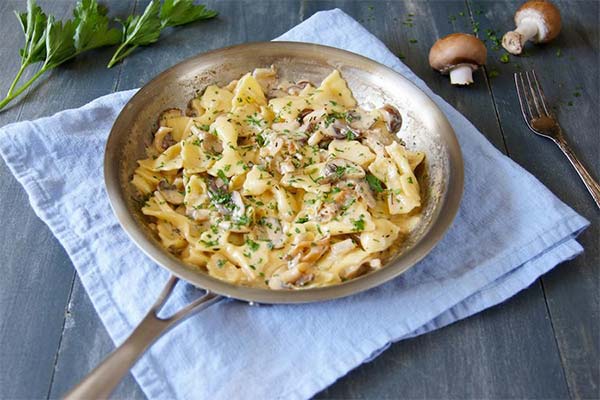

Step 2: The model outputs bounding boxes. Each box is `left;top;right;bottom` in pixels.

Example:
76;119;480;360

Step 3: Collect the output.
0;1;598;398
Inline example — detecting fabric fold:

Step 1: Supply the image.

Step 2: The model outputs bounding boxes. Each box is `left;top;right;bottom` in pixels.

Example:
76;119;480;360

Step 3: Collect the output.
0;9;588;400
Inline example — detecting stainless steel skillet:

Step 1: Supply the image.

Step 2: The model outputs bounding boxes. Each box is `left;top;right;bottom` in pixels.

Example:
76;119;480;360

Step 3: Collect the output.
66;42;463;398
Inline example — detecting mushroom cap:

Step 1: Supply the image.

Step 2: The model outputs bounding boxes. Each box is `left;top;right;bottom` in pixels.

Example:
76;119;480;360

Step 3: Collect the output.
428;33;487;73
515;0;561;43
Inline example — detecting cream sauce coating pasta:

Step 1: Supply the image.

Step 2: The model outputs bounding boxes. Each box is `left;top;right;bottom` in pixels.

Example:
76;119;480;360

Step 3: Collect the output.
132;67;425;290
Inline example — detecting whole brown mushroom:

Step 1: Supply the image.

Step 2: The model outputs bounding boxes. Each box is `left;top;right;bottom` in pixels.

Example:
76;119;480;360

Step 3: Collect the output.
429;33;487;85
502;0;561;55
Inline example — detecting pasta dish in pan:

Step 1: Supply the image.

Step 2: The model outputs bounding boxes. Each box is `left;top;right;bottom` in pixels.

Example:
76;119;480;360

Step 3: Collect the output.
132;67;425;289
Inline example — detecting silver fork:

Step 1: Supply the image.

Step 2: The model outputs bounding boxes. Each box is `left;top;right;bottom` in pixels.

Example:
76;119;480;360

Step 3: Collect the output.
515;70;600;208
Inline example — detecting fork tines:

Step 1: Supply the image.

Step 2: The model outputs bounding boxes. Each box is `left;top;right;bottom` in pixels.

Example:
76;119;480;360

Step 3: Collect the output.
514;70;554;129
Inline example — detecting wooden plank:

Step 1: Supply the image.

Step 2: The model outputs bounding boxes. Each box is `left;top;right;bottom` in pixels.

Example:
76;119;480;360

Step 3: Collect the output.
48;276;146;399
466;0;600;398
0;1;77;399
316;285;569;399
0;0;133;398
301;0;570;397
115;0;304;90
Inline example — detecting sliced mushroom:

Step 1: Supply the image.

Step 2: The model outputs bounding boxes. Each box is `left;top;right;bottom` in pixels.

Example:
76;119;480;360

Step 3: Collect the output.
153;126;176;152
285;79;313;96
207;177;232;215
353;180;377;208
158;108;184;127
318;202;340;223
186;98;204;117
322;158;366;183
287;234;330;263
256;217;285;249
317;189;352;222
191;125;222;154
268;266;301;290
332;120;361;140
158;180;184;205
299;109;325;134
297;108;314;122
379;104;403;134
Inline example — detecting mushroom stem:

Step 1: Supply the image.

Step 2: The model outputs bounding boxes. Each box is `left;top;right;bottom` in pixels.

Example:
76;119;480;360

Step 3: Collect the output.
502;18;539;55
449;64;475;85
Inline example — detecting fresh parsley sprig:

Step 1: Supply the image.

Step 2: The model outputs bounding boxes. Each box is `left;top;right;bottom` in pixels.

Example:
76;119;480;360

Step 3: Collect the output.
160;0;218;28
107;0;218;68
1;0;217;111
0;0;120;110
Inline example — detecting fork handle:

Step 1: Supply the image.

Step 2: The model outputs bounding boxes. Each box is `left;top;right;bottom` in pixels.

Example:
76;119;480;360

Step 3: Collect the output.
556;138;600;209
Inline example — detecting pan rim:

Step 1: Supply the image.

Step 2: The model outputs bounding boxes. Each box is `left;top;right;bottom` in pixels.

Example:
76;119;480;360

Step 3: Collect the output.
104;41;464;304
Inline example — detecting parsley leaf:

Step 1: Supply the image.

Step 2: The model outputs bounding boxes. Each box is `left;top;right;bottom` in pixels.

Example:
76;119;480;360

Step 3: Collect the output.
352;215;365;232
108;0;217;67
160;0;217;28
245;239;259;251
44;17;77;69
15;0;48;66
217;169;229;185
1;0;123;110
73;0;121;52
1;0;217;109
366;174;384;193
107;0;162;68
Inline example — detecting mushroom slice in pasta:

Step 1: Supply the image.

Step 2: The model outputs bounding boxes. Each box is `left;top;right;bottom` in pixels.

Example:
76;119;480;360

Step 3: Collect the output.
379;104;403;134
158;180;184;205
321;158;366;183
255;217;285;249
153;127;176;152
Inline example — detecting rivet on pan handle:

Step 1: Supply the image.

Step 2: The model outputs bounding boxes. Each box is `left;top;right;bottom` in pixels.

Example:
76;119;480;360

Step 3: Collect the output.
64;275;223;399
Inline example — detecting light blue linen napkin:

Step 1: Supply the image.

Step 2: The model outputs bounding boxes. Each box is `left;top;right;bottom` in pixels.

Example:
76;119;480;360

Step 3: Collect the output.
0;9;589;400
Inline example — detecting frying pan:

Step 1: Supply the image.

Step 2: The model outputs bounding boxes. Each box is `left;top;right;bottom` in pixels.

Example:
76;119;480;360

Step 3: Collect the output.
65;42;463;398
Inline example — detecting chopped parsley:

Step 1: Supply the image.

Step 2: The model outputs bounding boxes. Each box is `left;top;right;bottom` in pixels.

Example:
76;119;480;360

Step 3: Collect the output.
217;169;229;184
245;239;260;251
256;132;266;147
352;215;366;232
366;174;384;193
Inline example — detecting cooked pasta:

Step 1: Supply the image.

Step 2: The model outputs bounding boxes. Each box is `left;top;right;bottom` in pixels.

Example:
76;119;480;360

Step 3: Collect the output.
132;67;425;289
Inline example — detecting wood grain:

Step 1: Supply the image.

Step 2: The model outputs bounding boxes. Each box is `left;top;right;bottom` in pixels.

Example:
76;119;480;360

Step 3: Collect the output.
0;0;134;398
467;1;600;398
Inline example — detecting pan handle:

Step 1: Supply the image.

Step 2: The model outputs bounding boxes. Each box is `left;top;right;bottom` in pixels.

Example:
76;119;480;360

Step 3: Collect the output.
64;275;223;399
